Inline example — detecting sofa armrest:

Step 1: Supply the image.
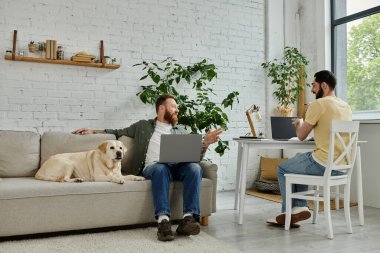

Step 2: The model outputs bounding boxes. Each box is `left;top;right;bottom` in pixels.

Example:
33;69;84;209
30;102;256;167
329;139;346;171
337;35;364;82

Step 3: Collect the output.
200;161;218;213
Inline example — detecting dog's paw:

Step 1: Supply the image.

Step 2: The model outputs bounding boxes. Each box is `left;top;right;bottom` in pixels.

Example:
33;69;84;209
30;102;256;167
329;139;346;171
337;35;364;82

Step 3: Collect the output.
113;177;125;184
74;178;84;183
133;176;145;181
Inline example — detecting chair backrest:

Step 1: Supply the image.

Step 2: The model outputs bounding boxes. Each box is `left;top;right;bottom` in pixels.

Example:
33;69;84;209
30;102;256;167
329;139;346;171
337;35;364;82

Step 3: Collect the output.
324;120;360;179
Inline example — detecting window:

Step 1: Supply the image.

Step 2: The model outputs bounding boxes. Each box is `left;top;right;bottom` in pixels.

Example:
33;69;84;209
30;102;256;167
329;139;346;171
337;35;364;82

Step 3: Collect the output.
331;0;380;120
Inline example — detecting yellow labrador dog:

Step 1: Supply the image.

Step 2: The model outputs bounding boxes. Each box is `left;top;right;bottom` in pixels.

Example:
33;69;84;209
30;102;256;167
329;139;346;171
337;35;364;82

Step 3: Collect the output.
35;140;145;184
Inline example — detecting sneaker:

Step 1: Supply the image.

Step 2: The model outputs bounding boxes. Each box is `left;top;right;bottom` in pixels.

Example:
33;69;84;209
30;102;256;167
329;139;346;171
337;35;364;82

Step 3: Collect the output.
176;216;201;236
275;206;311;225
157;220;174;241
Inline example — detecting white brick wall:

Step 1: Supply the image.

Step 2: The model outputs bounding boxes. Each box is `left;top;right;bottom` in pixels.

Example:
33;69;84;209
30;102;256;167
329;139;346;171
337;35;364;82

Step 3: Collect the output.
0;0;266;191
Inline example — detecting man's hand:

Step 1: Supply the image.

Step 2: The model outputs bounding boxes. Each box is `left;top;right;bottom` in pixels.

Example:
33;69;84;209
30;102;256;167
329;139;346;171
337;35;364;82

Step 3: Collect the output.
292;118;314;141
204;128;223;146
72;128;96;135
292;118;303;129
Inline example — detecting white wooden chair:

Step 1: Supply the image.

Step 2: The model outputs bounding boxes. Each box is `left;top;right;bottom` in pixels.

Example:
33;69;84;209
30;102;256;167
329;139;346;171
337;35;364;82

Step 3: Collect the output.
284;120;360;239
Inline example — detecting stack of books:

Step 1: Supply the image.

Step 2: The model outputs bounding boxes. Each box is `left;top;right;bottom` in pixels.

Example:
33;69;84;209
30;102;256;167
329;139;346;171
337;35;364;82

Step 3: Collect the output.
71;53;96;63
46;40;57;59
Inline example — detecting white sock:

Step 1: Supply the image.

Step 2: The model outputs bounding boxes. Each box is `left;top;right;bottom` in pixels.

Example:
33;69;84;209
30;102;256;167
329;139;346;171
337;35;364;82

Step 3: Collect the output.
183;213;192;218
158;215;169;223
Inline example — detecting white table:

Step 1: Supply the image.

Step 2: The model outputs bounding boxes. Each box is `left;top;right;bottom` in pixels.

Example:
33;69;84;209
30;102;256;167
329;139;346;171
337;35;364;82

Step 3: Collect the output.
233;138;365;225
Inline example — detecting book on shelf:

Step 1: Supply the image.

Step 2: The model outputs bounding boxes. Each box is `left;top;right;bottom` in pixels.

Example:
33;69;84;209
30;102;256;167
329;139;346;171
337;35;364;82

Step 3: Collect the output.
75;54;96;59
52;40;57;60
71;56;93;62
46;40;51;59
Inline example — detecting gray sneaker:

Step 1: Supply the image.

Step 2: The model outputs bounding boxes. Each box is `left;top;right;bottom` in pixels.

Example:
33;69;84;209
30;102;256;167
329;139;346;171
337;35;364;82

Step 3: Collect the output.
176;216;201;236
157;220;174;241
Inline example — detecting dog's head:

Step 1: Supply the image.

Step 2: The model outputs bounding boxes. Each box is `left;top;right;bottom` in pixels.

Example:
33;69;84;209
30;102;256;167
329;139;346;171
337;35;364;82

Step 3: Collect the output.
97;140;127;161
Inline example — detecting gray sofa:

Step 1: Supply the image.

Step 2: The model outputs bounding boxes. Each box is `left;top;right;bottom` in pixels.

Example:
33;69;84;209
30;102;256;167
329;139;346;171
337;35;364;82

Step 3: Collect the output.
0;130;217;237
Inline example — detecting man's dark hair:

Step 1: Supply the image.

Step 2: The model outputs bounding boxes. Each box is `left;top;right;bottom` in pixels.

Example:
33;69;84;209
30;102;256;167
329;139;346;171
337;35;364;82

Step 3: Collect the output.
155;94;175;113
314;70;337;90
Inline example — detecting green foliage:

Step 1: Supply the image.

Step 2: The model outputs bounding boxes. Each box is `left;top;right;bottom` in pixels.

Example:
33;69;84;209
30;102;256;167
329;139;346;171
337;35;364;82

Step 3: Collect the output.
261;47;309;108
347;13;380;111
133;57;239;156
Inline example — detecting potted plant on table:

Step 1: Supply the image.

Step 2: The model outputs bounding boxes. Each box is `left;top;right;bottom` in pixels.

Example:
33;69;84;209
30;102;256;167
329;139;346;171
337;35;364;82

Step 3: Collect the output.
133;57;239;156
261;46;309;116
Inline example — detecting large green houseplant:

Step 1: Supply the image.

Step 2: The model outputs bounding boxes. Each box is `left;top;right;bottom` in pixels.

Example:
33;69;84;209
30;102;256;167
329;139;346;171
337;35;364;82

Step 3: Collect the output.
133;57;239;156
261;46;309;116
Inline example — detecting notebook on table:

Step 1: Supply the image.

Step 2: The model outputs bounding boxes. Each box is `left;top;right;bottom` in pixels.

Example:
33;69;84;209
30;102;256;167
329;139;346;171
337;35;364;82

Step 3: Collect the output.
270;116;298;140
159;134;202;163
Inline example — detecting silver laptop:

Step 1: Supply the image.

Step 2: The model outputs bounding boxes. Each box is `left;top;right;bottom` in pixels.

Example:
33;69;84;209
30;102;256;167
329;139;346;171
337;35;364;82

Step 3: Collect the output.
159;134;202;163
270;116;298;140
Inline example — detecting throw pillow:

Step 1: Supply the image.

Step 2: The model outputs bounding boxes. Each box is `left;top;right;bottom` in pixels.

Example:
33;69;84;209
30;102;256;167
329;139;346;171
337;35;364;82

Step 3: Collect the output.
259;156;288;181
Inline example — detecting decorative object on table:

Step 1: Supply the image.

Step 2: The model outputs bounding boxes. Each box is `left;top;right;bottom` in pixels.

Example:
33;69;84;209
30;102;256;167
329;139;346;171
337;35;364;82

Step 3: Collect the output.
28;41;38;53
71;51;96;62
134;57;239;156
261;46;309;117
245;104;262;137
56;45;64;60
111;57;117;64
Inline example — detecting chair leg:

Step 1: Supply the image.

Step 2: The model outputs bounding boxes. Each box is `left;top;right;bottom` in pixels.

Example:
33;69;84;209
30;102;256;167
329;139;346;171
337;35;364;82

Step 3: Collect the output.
285;181;292;230
324;186;334;239
312;186;319;224
344;184;353;234
335;185;340;210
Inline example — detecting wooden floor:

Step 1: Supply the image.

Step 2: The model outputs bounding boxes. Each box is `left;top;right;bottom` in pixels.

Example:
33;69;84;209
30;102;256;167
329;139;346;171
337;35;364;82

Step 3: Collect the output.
202;191;380;253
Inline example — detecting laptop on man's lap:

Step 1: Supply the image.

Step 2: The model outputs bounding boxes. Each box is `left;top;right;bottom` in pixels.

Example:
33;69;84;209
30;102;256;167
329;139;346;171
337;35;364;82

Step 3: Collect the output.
159;134;202;163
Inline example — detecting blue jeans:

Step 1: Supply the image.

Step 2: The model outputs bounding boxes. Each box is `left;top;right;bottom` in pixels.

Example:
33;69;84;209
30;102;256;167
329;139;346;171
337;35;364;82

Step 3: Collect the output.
277;152;326;212
143;162;203;219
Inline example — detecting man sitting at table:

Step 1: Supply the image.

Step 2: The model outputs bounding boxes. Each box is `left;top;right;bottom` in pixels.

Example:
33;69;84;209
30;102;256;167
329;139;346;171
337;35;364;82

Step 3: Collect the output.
268;70;352;226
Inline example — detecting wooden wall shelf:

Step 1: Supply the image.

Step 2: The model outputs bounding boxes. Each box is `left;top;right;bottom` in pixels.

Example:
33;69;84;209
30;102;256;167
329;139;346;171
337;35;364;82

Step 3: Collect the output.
4;55;120;69
5;30;120;69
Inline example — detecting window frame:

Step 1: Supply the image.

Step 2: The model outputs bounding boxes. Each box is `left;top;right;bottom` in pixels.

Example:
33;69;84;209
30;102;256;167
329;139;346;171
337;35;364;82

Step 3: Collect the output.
330;1;380;121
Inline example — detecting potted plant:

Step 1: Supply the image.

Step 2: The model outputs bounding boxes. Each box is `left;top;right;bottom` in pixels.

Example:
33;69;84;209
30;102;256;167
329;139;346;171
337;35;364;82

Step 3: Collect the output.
133;57;239;156
28;41;38;53
261;46;309;116
104;56;111;64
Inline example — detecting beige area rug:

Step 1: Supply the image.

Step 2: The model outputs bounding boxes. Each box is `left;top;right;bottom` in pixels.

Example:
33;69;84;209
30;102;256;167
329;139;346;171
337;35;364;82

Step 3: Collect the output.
246;188;357;211
0;227;241;253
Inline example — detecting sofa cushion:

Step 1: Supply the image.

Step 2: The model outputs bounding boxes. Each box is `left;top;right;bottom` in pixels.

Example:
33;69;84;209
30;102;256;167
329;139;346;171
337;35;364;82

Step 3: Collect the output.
0;177;213;200
40;132;116;165
0;130;41;177
118;136;135;174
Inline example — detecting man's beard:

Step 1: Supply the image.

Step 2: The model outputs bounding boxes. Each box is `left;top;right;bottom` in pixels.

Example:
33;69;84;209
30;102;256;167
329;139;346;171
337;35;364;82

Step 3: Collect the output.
164;110;178;125
315;88;324;99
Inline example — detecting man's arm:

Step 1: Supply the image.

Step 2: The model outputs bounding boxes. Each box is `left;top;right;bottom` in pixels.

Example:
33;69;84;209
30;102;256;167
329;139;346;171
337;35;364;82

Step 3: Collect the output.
72;128;105;135
201;128;223;154
72;121;141;138
292;118;314;141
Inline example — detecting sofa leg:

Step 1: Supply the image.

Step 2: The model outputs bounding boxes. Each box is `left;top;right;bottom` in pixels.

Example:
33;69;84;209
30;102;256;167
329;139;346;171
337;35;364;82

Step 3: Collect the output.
201;216;209;226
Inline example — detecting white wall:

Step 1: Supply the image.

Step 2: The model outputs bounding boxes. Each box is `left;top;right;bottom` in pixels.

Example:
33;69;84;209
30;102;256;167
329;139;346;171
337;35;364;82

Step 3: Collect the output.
0;0;267;191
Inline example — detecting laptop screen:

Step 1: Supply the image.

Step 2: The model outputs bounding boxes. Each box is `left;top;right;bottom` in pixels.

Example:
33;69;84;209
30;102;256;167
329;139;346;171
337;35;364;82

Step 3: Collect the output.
159;134;202;163
270;117;298;140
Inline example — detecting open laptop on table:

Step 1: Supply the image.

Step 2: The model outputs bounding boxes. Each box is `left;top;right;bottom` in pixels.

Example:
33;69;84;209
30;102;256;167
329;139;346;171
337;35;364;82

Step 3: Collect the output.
270;116;298;140
159;134;202;163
